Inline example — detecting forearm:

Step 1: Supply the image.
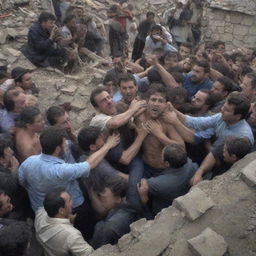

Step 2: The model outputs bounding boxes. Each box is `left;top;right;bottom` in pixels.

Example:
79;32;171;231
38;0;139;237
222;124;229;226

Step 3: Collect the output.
119;135;145;165
210;68;222;81
155;63;179;88
155;132;181;146
172;119;195;143
106;109;135;129
87;144;111;169
195;152;216;176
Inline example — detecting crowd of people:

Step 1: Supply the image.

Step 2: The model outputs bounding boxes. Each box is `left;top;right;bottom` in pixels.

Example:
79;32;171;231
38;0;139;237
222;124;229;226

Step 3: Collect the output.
0;0;256;255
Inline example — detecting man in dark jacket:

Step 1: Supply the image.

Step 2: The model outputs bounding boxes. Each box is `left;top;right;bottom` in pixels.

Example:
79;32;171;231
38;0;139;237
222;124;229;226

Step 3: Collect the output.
22;12;68;68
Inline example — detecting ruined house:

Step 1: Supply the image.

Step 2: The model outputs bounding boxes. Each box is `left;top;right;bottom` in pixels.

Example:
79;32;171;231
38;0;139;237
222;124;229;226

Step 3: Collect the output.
202;0;256;50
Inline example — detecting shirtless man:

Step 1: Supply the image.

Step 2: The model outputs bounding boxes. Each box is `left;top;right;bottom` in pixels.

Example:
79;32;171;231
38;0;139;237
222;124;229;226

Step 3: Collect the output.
15;106;45;162
135;84;184;171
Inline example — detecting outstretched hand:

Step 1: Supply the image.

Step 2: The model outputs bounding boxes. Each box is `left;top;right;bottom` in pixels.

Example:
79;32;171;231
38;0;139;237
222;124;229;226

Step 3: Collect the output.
106;133;120;148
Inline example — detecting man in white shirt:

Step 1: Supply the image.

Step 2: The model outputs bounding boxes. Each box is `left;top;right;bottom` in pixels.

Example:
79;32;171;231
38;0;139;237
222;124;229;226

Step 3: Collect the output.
35;189;93;256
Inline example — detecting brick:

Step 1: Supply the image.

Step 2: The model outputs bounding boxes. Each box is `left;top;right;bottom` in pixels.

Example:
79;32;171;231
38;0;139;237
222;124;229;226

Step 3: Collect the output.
187;228;228;256
173;187;215;221
241;160;256;187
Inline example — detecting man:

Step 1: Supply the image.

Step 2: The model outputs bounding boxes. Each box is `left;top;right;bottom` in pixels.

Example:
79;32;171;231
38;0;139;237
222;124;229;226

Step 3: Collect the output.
190;89;215;116
11;67;38;95
23;12;68;68
190;136;252;184
210;76;236;113
0;190;13;217
89;87;145;130
144;25;177;55
135;84;184;171
35;189;93;256
1;88;26;132
137;144;197;215
115;73;138;113
179;42;192;60
18;126;120;212
132;11;155;61
183;60;213;99
240;72;256;103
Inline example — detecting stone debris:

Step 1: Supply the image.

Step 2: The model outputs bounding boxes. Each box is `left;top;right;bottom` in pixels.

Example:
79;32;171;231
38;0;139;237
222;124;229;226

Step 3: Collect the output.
187;228;228;256
240;159;256;187
173;187;215;221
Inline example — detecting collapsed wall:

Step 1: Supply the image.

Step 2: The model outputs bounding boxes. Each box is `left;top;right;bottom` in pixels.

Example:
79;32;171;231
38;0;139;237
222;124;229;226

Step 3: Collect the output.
202;0;256;50
90;152;256;256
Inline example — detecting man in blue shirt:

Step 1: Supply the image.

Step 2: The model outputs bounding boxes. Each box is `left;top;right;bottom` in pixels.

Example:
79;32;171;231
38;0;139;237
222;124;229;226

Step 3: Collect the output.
183;60;213;100
18;126;120;212
163;92;254;185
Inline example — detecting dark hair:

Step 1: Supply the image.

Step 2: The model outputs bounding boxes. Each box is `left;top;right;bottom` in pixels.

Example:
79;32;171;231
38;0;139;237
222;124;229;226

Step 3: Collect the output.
78;126;102;152
90;87;108;108
38;12;56;24
43;188;66;217
16;106;41;128
227;92;250;119
3;89;22;111
63;14;76;25
171;72;184;84
146;83;168;101
180;42;193;51
194;60;210;74
103;73;118;86
146;11;155;18
40;127;67;154
161;51;178;65
46;106;65;126
225;136;252;159
0;167;18;197
0;66;8;80
148;68;163;84
196;89;215;108
118;73;136;87
163;144;187;168
150;24;162;33
212;40;225;49
245;72;256;90
217;76;235;93
0;221;32;256
0;136;12;159
89;170;127;198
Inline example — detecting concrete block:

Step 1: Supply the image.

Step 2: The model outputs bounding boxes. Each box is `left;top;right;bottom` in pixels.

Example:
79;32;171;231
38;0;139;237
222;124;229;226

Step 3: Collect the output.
187;228;228;256
173;187;215;221
130;218;147;238
241;160;256;187
118;233;133;251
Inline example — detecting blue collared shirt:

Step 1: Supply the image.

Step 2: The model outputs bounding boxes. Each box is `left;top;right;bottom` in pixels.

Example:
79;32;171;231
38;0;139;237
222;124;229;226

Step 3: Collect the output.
185;113;254;145
18;154;90;212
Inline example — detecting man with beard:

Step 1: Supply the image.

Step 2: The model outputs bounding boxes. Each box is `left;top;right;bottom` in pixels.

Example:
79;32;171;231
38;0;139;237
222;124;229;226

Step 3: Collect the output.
183;60;213;100
135;84;184;173
210;76;236;113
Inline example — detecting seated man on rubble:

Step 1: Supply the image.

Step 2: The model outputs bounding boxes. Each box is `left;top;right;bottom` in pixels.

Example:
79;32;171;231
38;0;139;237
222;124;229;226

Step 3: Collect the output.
22;12;74;71
138;144;198;215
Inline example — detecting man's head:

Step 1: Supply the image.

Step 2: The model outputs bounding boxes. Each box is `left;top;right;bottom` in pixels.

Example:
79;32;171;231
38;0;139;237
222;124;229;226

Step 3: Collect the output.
163;51;179;68
90;87;116;116
38;12;56;33
240;73;256;101
150;24;163;38
146;84;168;119
245;47;256;62
118;74;137;104
248;103;256;128
191;60;210;83
191;89;215;114
46;106;72;133
162;144;187;168
221;92;250;124
103;73;118;96
0;136;14;166
40;127;67;156
213;40;225;54
223;136;252;164
146;11;155;22
0;190;13;217
17;106;45;133
112;55;126;73
63;14;77;30
0;222;32;256
3;88;26;113
43;189;72;218
211;76;235;100
179;43;192;60
183;55;196;73
78;126;105;152
11;67;33;91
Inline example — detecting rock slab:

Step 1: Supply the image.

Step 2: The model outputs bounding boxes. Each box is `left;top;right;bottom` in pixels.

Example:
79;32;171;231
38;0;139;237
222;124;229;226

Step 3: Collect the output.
241;159;256;187
173;187;215;221
187;227;228;256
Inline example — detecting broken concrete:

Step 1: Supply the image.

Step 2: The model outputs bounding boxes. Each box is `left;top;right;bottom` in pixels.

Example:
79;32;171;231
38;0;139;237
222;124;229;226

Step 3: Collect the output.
241;159;256;187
